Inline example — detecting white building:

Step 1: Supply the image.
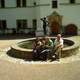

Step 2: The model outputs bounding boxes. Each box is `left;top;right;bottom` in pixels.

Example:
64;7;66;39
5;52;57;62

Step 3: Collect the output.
0;0;80;36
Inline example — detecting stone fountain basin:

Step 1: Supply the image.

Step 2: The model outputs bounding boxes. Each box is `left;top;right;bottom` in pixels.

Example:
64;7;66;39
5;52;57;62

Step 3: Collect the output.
9;37;79;59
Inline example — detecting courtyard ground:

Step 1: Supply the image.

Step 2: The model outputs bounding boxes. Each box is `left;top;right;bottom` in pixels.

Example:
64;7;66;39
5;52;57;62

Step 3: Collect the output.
0;35;80;80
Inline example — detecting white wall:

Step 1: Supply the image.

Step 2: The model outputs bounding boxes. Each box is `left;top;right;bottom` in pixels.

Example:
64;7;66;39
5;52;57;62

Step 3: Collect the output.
0;0;80;35
59;0;69;3
5;0;16;7
36;0;80;35
5;0;35;7
76;0;80;3
0;8;35;28
27;0;34;6
0;0;37;29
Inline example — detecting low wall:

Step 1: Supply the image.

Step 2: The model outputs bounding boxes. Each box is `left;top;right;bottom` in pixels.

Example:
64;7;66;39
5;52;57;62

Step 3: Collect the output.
8;38;79;60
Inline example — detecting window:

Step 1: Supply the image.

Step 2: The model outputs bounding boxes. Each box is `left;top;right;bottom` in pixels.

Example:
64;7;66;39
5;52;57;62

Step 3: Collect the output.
0;20;7;29
16;0;26;7
16;0;21;7
17;20;28;29
0;0;5;8
70;0;75;4
22;0;26;7
52;0;58;8
32;19;37;30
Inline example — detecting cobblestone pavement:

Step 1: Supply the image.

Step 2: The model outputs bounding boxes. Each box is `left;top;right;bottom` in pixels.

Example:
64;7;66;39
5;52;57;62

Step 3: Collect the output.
0;36;80;80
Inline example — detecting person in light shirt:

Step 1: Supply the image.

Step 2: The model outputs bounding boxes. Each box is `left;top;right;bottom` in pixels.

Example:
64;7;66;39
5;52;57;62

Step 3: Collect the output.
53;34;63;61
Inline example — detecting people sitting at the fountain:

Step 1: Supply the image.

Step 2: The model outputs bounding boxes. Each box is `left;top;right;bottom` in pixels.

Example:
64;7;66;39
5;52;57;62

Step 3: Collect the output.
32;35;63;61
53;34;63;61
32;36;54;61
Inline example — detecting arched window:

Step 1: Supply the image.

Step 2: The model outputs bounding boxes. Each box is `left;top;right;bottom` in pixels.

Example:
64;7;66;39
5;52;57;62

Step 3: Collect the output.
65;24;77;35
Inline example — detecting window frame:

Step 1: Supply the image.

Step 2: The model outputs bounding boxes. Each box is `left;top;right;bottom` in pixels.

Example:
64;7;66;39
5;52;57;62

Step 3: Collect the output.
0;20;7;29
0;0;5;8
16;0;26;7
32;19;37;30
16;19;28;29
70;0;75;4
52;0;58;8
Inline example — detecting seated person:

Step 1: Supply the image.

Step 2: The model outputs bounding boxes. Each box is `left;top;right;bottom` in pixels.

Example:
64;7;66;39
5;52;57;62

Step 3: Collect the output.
44;36;54;48
39;36;54;60
32;37;42;60
32;36;54;61
53;34;63;61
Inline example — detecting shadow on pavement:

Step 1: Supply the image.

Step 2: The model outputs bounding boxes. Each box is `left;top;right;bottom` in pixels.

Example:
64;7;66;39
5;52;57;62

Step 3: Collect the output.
0;34;35;40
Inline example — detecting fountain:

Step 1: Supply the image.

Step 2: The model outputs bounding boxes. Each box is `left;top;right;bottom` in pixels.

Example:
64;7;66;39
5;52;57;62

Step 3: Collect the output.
7;37;79;60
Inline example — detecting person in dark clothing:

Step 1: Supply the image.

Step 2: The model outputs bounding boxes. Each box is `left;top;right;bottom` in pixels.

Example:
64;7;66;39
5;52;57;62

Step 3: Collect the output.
41;17;48;35
39;36;54;61
32;37;42;60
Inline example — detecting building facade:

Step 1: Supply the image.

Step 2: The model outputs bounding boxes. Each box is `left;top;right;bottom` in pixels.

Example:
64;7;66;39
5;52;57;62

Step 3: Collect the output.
0;0;80;36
